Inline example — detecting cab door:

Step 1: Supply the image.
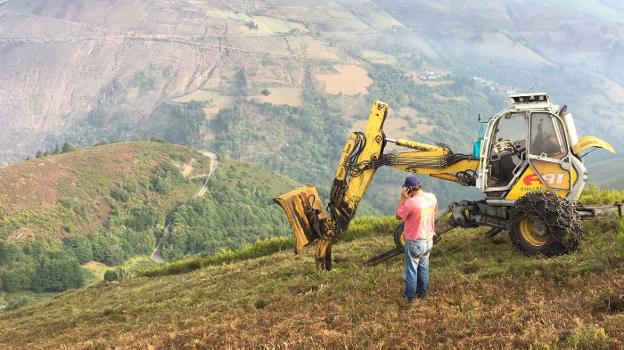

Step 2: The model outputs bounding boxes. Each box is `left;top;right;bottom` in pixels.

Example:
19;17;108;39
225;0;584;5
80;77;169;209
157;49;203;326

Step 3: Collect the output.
505;112;575;200
482;112;530;199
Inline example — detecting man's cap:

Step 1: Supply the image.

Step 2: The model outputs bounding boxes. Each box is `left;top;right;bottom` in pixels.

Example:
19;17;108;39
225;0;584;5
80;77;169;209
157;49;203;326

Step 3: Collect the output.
403;176;420;188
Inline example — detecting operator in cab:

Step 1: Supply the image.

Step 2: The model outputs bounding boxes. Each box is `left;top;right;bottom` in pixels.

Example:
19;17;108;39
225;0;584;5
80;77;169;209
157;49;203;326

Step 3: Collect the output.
395;176;438;303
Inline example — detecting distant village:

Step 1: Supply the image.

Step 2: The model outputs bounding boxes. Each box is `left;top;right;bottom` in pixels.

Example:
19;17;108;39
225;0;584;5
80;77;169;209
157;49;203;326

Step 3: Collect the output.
418;70;450;81
410;69;515;94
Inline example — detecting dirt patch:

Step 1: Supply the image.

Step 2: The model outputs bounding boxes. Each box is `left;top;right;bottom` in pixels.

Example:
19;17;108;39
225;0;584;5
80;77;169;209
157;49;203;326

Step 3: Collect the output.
247;87;303;107
181;158;196;177
315;64;373;96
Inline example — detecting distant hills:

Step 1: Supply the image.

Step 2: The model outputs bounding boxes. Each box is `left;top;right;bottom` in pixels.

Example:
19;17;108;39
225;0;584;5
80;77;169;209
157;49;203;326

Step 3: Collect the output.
587;155;624;190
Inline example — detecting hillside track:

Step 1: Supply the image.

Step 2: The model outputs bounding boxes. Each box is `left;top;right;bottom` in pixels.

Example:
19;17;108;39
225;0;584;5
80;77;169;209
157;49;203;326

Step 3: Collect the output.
150;150;217;263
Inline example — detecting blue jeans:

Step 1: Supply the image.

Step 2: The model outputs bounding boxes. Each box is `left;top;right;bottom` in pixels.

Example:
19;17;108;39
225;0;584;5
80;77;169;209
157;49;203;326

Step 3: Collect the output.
403;239;433;300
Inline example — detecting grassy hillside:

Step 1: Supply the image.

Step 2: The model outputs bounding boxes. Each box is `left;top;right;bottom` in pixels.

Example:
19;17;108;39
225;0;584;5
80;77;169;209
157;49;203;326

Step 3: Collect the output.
0;141;316;299
0;141;210;242
1;210;622;348
587;156;624;190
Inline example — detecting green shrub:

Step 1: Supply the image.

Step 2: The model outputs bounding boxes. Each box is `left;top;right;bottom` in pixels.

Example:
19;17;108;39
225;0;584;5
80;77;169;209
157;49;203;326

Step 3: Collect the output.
91;234;126;265
2;267;35;293
126;205;159;232
150;161;185;194
31;252;84;292
4;295;34;311
63;236;94;264
103;270;118;282
580;184;624;205
110;187;130;202
140;236;294;277
61;142;79;153
564;325;610;350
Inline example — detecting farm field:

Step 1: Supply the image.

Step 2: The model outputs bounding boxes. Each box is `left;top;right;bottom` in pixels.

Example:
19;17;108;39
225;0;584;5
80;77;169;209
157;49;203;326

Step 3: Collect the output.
315;64;373;95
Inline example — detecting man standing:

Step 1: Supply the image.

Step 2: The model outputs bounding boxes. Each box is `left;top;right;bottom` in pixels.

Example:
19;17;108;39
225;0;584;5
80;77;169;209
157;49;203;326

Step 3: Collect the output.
396;176;437;303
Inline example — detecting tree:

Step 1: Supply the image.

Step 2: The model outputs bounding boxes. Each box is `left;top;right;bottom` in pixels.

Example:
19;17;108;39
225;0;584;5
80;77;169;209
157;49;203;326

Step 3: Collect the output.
234;68;248;96
31;252;84;292
91;235;126;265
63;236;93;264
127;205;159;232
2;265;36;293
120;229;154;255
62;142;78;153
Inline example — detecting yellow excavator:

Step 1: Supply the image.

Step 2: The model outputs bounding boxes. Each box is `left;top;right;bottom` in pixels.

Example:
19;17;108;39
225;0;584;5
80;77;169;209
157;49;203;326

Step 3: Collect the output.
275;93;621;270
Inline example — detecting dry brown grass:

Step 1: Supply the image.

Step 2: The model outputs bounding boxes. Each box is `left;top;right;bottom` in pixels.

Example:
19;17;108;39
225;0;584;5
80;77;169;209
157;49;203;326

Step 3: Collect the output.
315;64;373;96
1;217;623;349
0;141;206;241
247;87;303;107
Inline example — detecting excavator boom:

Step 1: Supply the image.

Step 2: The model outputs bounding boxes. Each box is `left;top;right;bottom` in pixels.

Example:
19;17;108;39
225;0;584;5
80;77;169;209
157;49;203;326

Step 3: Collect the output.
274;101;478;270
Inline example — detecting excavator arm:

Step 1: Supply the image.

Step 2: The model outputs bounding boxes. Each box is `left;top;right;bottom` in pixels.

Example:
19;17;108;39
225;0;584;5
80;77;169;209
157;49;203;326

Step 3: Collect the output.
274;101;479;270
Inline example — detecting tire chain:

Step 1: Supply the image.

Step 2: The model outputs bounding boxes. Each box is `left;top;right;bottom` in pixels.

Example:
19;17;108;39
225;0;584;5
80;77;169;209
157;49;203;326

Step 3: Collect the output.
512;190;583;253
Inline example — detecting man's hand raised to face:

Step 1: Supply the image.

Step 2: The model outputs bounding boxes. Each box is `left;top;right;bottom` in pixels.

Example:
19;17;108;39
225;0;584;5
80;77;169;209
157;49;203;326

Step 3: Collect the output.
400;187;410;200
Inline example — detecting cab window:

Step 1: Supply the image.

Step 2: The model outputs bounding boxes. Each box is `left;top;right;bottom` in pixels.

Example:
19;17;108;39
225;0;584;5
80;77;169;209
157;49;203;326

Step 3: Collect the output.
487;112;528;187
530;113;567;159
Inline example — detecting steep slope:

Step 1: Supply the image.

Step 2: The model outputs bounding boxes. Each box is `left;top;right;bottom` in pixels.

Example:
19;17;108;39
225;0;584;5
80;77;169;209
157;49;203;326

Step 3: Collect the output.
587;155;624;190
377;0;624;150
0;141;211;242
1;212;622;348
0;141;318;297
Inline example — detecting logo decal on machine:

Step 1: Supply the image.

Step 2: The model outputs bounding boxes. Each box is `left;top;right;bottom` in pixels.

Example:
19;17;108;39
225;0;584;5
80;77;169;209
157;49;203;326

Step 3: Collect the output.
523;173;565;186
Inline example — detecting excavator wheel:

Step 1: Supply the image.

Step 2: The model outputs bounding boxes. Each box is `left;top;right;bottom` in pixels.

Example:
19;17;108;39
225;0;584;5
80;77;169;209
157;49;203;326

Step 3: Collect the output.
394;221;444;251
393;223;406;250
509;191;583;256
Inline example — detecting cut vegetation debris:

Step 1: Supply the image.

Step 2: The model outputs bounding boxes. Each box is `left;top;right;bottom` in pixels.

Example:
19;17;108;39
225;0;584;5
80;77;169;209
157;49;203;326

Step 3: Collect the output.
316;64;373;95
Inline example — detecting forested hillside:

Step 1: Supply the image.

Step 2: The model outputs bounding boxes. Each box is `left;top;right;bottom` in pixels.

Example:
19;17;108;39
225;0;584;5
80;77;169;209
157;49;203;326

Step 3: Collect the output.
0;141;304;302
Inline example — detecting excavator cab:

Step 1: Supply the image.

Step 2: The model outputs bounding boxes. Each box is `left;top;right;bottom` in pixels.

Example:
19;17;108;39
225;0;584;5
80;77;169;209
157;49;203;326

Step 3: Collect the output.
476;93;615;203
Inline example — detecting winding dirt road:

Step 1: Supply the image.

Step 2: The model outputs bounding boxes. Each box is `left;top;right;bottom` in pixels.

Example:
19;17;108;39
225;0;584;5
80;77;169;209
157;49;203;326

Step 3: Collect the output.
150;151;217;264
